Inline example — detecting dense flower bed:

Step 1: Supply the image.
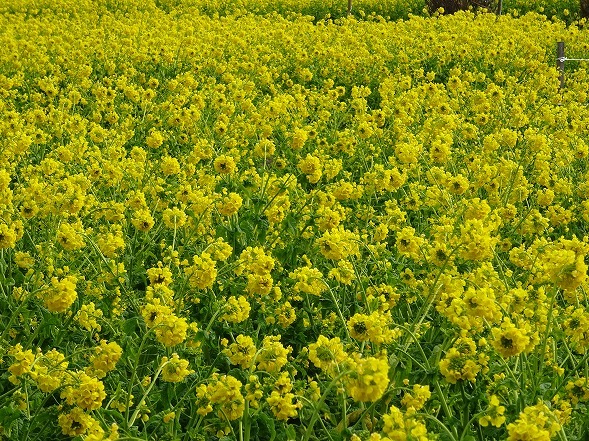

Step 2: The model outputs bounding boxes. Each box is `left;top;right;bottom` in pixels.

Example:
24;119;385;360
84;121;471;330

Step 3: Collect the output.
2;1;589;440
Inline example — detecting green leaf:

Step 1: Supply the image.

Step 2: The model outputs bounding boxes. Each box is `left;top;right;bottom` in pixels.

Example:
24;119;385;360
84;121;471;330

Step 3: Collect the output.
0;405;22;437
285;424;297;441
123;317;140;336
253;412;276;441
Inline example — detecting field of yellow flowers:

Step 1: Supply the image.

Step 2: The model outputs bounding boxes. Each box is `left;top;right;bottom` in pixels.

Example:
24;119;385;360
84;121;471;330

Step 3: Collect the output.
3;0;589;440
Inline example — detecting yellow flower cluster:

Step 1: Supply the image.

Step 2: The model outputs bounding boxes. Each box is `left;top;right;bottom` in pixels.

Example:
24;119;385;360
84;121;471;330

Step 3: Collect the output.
3;0;589;439
61;372;107;411
161;353;194;382
439;335;489;383
266;372;302;420
223;334;257;368
221;295;251;323
381;405;430;441
345;352;390;402
88;340;123;379
42;275;78;313
308;335;348;375
348;310;399;345
196;373;245;420
479;395;507;428
256;335;292;373
400;384;431;411
507;402;562;441
290;265;326;296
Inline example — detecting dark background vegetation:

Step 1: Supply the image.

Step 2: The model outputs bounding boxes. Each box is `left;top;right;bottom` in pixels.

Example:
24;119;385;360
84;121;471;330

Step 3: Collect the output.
427;0;589;17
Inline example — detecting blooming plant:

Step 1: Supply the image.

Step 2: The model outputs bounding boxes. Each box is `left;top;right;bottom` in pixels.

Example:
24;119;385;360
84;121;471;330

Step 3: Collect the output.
2;0;589;440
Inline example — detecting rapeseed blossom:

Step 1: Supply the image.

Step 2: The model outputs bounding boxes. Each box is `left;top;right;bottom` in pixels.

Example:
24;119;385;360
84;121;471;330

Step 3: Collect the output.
2;1;589;439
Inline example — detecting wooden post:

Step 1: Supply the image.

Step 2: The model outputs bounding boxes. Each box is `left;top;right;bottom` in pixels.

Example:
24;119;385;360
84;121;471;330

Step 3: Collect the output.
347;0;352;15
497;0;502;15
557;41;565;90
582;0;589;19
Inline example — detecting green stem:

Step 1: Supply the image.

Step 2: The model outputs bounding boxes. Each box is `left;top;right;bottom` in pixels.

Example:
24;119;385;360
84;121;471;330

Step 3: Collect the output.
0;287;42;344
423;414;459;441
302;370;351;441
243;397;250;441
204;308;223;334
322;280;350;340
533;287;557;401
125;328;153;429
403;242;461;353
128;359;169;427
183;414;204;441
459;412;486;441
434;380;458;440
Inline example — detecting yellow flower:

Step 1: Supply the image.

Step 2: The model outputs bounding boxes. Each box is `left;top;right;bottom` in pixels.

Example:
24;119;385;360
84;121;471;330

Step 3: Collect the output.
214;154;237;174
221;296;251;323
491;319;530;358
246;273;274;296
61;372;106;411
223;334;256;368
345;352;389;402
401;384;431;411
0;223;17;249
56;221;86;251
43;275;78;313
383;404;430;441
459;219;497;261
146;129;164;148
256;335;291;373
162;207;187;229
291;128;308;150
439;336;487;383
446;174;469;195
544;248;587;292
245;375;263;408
308;335;348;375
161;353;193;382
58;407;98;437
507;402;561;441
276;301;296;328
316;227;360;260
161;156;181;175
379;167;406;192
357;121;374;139
30;349;69;393
141;299;173;329
131;209;155;232
479;395;506;428
147;266;173;286
196;374;245;421
237;246;275;275
8;344;36;384
96;226;125;258
328;259;355;285
348;311;397;345
75;302;103;332
217;192;242;216
14;251;35;268
208;238;233;261
563;306;589;353
290;265;325;296
266;371;301;420
298;154;322;183
88;340;123;379
154;313;189;347
395;227;424;260
185;252;217;290
565;377;589;405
